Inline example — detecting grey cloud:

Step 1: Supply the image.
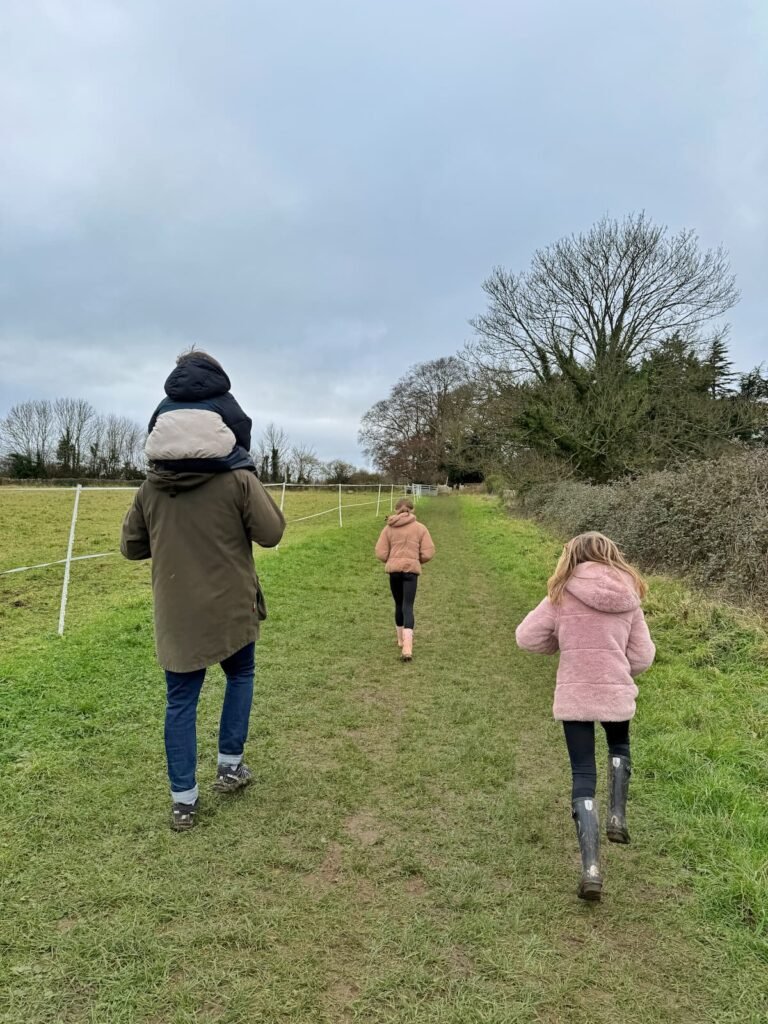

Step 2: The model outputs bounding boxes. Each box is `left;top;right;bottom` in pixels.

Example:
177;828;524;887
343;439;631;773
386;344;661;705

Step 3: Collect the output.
1;0;766;462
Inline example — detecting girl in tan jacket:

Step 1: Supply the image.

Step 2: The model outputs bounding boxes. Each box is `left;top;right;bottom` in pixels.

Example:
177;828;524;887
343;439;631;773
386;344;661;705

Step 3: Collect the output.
375;498;436;661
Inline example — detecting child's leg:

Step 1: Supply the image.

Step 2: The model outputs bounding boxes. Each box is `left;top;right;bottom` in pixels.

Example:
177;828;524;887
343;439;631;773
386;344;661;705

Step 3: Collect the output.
562;721;597;800
602;721;632;844
401;573;418;630
602;720;630;759
563;721;602;900
389;573;405;627
399;573;418;660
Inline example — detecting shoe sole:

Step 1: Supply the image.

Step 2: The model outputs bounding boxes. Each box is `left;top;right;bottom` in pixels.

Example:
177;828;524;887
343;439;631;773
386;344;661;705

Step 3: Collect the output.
212;778;252;794
170;816;197;832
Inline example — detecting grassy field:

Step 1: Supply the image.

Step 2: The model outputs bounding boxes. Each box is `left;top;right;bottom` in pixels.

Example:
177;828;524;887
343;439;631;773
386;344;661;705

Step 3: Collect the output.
0;486;401;650
0;494;766;1022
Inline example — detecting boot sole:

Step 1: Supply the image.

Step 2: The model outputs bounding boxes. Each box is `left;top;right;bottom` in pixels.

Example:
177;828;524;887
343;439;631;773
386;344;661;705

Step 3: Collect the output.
607;829;630;845
578;881;603;901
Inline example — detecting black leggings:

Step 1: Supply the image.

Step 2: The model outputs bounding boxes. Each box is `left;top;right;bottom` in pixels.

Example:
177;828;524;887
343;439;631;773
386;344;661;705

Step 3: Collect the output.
389;572;418;630
563;721;631;800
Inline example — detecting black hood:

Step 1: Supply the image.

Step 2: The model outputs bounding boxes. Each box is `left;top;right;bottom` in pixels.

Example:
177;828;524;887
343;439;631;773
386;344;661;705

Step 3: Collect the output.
148;468;217;495
164;356;231;401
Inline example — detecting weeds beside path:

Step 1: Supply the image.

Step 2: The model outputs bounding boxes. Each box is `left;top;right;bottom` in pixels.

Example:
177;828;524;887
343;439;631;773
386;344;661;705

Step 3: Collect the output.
1;497;765;1022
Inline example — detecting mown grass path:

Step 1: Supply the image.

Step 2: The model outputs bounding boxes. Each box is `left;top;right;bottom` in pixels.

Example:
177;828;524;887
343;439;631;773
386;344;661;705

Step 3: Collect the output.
1;497;765;1022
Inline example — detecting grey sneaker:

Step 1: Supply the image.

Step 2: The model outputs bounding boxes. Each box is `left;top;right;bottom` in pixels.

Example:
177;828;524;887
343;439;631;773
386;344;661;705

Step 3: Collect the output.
213;761;253;794
171;799;199;832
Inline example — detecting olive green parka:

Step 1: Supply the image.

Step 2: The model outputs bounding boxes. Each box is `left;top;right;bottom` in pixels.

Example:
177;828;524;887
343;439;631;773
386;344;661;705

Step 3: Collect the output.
120;469;285;672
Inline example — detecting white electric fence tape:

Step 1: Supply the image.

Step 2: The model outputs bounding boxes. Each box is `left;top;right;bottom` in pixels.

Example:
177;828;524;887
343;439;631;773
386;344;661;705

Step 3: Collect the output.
1;482;414;635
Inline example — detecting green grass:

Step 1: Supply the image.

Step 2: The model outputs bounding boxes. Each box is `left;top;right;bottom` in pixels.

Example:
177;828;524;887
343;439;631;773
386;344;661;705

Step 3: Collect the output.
0;495;765;1022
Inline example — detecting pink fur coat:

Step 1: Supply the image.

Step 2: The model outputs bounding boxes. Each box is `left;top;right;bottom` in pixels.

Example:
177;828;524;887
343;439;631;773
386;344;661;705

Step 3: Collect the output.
515;562;655;721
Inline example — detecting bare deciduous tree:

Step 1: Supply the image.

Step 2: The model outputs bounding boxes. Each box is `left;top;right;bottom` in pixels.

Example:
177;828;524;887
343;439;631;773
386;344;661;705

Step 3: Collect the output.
359;357;485;483
289;444;321;484
0;399;56;465
469;213;739;385
90;414;145;477
322;459;356;485
54;397;97;474
255;423;291;481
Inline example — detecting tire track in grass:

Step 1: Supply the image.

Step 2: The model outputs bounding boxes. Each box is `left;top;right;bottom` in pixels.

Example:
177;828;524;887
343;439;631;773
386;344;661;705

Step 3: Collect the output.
440;496;764;1024
266;496;734;1022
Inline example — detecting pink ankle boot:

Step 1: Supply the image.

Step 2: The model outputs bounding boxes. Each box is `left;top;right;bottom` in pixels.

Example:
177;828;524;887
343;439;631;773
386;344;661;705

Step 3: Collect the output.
396;626;404;648
401;628;414;661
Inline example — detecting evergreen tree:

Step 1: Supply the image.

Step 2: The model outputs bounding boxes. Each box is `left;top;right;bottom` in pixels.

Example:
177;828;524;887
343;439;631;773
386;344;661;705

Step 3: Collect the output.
703;336;737;397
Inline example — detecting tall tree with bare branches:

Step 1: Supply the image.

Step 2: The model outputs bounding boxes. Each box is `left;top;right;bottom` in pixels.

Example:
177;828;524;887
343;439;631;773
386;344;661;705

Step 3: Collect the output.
0;399;56;467
289;444;321;483
467;214;744;481
255;423;290;482
470;213;738;385
54;397;97;474
359;357;485;482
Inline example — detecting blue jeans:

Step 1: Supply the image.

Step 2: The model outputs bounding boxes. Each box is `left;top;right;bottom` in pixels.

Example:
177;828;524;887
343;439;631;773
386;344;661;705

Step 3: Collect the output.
164;642;255;800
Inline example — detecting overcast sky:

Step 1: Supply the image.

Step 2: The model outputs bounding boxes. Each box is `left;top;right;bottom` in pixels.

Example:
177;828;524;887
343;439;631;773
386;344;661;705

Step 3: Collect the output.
1;0;766;463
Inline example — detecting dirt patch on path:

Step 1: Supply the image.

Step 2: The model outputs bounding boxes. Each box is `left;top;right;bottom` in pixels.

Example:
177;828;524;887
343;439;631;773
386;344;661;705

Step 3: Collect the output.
344;811;383;847
304;841;343;889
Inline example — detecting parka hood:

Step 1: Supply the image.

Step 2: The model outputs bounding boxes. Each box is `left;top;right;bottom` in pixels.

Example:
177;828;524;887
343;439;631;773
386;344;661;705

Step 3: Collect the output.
564;562;640;614
387;510;417;528
147;468;216;496
164;357;231;401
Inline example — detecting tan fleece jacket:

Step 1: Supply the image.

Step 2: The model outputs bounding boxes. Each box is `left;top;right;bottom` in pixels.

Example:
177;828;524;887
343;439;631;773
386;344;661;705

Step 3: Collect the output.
375;510;436;574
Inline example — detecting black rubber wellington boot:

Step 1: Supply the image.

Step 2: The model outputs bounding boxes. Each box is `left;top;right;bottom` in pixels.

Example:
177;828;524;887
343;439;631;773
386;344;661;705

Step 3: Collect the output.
607;755;631;844
572;797;603;901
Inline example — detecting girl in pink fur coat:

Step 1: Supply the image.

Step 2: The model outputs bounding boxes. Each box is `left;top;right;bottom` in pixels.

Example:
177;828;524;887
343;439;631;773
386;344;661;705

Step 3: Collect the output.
516;532;655;901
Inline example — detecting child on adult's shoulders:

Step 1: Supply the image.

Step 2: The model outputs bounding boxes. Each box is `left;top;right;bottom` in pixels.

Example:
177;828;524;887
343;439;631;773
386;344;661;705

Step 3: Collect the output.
145;349;256;474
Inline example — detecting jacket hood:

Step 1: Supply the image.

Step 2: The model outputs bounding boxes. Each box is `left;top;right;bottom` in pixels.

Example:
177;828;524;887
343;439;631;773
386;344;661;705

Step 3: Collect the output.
164;357;231;401
148;467;217;495
387;510;417;528
564;562;640;614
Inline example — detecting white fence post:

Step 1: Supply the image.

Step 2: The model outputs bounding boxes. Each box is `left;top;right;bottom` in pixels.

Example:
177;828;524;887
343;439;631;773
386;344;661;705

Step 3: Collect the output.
390;483;394;511
376;482;382;517
276;473;288;552
58;484;82;636
338;483;343;527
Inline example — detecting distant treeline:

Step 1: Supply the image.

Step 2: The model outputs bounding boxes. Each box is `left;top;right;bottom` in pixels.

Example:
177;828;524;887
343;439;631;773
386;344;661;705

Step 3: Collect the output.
0;402;389;484
249;422;385;485
0;399;145;480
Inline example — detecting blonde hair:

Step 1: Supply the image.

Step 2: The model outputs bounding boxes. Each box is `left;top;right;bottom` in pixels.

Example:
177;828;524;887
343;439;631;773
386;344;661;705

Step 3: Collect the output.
548;532;647;604
395;498;414;512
